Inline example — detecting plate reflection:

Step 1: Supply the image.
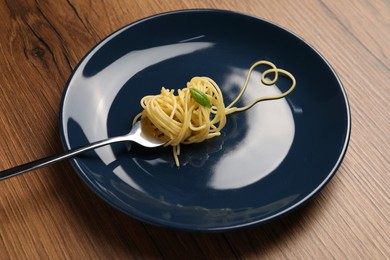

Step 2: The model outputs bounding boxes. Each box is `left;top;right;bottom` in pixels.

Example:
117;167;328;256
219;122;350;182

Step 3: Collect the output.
208;68;295;189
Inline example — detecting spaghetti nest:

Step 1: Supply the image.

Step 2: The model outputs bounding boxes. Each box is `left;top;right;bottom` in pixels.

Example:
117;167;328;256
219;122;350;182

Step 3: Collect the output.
133;60;296;166
134;77;226;166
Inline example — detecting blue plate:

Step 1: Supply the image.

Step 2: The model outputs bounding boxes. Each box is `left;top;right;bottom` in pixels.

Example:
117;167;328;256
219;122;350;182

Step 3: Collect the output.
59;9;350;232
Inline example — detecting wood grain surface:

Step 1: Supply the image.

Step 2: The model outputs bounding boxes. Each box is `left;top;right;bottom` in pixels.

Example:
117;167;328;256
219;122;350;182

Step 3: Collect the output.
0;0;389;259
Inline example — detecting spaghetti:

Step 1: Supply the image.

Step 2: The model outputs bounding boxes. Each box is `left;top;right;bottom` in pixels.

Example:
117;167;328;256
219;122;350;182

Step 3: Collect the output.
133;60;296;166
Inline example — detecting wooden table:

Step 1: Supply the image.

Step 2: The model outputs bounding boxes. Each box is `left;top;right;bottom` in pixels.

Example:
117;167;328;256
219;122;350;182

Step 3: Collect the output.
0;0;389;259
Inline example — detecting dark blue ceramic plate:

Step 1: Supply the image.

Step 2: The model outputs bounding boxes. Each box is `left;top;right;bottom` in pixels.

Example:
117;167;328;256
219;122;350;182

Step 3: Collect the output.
60;10;350;232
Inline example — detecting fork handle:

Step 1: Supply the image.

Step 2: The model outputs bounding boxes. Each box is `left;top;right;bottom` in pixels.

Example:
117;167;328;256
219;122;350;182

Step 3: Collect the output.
0;136;127;181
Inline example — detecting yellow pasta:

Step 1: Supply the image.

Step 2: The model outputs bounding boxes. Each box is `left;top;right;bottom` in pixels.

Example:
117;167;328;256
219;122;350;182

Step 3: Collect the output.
133;60;296;166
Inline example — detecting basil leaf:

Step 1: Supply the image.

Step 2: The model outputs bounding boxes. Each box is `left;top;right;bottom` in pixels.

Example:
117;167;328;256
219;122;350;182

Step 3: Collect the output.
190;88;211;108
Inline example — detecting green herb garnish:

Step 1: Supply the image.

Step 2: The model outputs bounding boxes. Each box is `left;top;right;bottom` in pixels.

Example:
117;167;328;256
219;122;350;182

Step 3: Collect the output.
190;88;211;108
